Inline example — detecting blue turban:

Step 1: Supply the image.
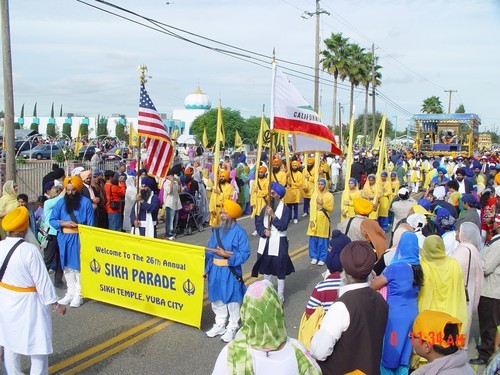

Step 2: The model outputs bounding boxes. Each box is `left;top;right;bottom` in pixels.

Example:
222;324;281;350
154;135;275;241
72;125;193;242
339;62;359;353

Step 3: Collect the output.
381;171;388;177
396;160;403;165
368;174;376;179
418;198;431;211
318;178;327;186
44;181;55;192
238;154;246;163
437;167;447;175
456;167;466;176
326;230;351;273
462;193;480;209
390;171;397;177
472;160;482;170
141;176;157;191
465;168;474;178
271;182;286;198
432;160;440;168
348;177;357;185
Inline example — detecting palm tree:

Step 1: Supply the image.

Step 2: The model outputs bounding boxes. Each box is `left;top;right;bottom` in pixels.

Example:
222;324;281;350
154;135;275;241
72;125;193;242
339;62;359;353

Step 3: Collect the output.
358;52;382;144
344;43;365;125
421;96;444;114
320;32;349;128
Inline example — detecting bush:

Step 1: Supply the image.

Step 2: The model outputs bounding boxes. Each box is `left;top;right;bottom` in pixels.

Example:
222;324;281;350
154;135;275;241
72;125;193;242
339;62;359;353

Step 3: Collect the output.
62;123;72;139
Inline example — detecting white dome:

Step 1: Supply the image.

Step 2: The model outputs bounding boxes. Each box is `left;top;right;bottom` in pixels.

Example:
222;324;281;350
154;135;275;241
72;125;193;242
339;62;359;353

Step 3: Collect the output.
184;86;211;110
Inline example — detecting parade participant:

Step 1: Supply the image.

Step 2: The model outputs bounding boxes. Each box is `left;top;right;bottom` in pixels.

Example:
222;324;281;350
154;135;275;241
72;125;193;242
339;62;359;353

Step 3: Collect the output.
471;222;500;366
301;157;316;217
409;153;423;193
307;178;334;266
407;213;427;248
391;187;417;231
319;156;331;186
235;163;250;214
212;280;321;375
338;197;373;241
50;175;94;308
283;160;303;224
456;193;481;230
43;185;65;288
430;167;449;188
0;180;19;240
435;209;459;255
371;232;423;375
341;178;362;219
441;157;453;176
330;156;341;192
205;200;250;343
123;175;137;233
390;171;400;199
446;180;461;216
394;159;406;186
362;174;379;219
0;207;67;375
378;171;392;231
104;170;126;231
411;311;474;374
455;167;474;194
163;171;182;240
250;166;269;220
310;241;388;375
80;170;101;226
209;170;235;227
130;176;161;238
360;218;388;259
423;160;439;190
182;166;199;196
418;236;468;335
270;157;287;186
252;182;294;303
350;155;364;185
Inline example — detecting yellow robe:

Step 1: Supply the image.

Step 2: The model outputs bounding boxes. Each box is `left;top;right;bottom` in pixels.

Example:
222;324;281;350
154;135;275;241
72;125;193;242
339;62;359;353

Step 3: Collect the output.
271;169;287;186
342;188;362;219
250;177;269;218
302;168;315;199
390;179;400;200
209;182;234;227
423;168;436;190
378;180;392;218
283;170;303;204
307;189;334;238
362;182;379;219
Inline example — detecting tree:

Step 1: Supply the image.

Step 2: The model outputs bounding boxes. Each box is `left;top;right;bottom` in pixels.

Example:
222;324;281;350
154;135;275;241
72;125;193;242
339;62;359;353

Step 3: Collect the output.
96;115;108;137
50;102;55;118
62;123;72;139
353;112;395;143
30;123;39;132
359;51;382;144
115;118;128;142
421;96;444;114
344;43;366;124
47;123;57;138
321;32;350;128
80;123;89;138
190;108;248;148
455;104;465;113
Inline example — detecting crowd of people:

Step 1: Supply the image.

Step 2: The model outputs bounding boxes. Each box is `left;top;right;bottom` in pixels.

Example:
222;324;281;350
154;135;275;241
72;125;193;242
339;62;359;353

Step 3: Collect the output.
0;143;500;374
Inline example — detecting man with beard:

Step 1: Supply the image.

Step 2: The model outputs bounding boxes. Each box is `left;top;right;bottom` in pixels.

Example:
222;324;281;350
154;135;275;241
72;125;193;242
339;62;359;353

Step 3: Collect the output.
252;182;295;303
270;158;287;186
302;157;316;217
130;176;161;238
209;170;234;227
204;200;250;343
455;167;473;194
283;160;303;224
80;170;101;227
49;176;94;308
250;166;269;236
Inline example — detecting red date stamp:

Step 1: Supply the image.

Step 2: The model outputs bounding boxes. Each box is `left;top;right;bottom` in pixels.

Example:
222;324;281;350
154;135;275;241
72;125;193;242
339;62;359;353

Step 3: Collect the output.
389;331;466;347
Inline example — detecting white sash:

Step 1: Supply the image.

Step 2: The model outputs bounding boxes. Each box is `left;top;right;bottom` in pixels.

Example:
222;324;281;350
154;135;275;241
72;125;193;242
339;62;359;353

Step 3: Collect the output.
131;193;156;238
258;202;286;256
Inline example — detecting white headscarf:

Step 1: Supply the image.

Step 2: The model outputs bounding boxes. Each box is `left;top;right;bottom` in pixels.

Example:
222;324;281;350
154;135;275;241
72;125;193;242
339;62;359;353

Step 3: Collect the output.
407;213;427;231
458;221;482;253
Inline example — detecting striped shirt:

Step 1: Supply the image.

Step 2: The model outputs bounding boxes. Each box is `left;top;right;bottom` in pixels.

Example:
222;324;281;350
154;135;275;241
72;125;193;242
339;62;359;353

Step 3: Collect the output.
305;272;342;316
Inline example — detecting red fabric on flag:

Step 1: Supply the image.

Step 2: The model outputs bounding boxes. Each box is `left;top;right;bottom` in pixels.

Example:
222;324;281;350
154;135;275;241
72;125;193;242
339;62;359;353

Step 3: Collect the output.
144;138;173;178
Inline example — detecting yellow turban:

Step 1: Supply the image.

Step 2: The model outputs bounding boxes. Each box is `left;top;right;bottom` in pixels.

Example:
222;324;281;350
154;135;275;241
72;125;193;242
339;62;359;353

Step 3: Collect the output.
80;170;91;181
353;198;373;216
412;204;431;216
219;170;230;180
413;310;464;348
2;206;29;232
222;199;242;219
64;175;84;191
495;172;500;186
291;161;301;168
258;166;267;174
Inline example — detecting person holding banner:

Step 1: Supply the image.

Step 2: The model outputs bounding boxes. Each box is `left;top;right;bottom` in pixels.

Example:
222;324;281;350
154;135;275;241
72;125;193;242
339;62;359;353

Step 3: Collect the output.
209;170;235;228
283;160;303;224
252;182;295;303
301;157;316;218
307;178;334;266
378;171;392;231
341;178;362;219
271;158;287;186
130;177;161;238
205;199;250;343
250;166;269;236
50;176;94;308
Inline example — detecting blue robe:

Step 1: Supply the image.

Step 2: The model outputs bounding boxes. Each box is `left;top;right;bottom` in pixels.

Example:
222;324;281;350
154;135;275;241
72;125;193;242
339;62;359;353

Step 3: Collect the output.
49;195;94;271
205;223;250;304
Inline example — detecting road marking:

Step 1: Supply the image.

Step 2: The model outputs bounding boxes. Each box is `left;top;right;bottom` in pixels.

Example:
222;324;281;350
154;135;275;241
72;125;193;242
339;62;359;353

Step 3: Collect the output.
50;244;309;374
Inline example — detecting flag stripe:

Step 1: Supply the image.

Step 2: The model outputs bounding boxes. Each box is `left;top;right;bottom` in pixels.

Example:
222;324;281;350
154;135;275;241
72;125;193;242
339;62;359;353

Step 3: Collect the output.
274;117;336;143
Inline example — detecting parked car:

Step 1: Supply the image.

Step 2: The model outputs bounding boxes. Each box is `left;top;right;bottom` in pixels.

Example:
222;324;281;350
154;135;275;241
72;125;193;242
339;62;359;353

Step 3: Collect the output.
78;145;97;161
20;144;60;160
104;146;128;160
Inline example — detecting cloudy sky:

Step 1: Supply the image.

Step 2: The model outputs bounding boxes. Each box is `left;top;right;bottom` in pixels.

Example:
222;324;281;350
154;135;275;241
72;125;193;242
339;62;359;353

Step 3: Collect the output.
3;0;500;131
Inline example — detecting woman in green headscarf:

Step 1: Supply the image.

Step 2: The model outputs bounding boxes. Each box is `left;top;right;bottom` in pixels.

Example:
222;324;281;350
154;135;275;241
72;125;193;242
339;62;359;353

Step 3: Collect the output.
0;180;19;239
418;235;468;334
212;280;321;375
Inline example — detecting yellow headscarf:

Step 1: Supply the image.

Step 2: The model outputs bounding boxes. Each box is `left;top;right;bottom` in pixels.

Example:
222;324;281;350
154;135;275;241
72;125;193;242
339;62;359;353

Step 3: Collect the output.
418;235;468;334
0;180;19;215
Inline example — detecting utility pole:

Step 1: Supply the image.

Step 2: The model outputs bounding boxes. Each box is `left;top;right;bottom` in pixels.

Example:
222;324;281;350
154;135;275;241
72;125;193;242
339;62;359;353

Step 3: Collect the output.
371;43;377;144
339;103;343;149
444;89;457;113
1;0;15;181
303;0;329;112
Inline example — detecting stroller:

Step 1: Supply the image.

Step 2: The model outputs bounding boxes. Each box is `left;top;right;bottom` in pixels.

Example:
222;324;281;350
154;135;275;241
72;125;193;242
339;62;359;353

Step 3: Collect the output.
176;192;204;236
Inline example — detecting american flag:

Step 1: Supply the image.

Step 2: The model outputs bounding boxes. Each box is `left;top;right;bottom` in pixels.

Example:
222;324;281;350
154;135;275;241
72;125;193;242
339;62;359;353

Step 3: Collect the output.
138;83;173;178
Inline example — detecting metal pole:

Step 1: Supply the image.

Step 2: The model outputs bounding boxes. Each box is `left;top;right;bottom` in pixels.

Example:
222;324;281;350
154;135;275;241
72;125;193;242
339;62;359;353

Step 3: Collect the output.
1;0;16;181
371;43;376;144
339;103;342;149
313;0;320;112
393;116;398;141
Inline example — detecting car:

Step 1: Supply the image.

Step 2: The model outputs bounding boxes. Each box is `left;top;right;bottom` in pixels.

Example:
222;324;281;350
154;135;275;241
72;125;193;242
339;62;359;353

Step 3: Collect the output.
78;145;98;161
19;144;60;160
104;146;128;160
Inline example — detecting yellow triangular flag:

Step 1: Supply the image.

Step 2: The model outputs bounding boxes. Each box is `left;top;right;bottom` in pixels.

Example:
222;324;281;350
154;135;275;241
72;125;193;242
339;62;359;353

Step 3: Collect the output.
129;124;140;147
217;103;225;147
171;129;179;140
202;127;208;148
234;129;243;149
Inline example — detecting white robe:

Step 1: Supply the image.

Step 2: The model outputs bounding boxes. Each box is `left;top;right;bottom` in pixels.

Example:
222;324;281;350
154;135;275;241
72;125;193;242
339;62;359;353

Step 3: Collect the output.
0;237;59;355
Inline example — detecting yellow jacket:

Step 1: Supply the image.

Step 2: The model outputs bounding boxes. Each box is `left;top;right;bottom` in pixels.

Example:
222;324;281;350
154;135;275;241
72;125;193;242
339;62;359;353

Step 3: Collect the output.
283;170;303;204
209;182;235;227
307;189;334;238
302;168;316;199
271;169;287;186
250;177;269;218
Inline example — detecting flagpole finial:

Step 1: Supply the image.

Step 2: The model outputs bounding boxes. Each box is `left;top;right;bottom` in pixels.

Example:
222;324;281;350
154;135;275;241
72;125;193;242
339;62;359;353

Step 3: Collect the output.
138;64;148;84
272;48;276;63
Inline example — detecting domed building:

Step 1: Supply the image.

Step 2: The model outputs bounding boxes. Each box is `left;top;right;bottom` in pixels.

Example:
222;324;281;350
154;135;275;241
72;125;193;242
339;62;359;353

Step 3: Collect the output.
171;86;211;143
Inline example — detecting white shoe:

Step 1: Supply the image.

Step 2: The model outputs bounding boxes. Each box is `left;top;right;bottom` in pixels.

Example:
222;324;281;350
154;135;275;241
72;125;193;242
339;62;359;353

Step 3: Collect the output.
58;293;74;305
70;296;83;308
206;324;226;338
251;230;258;236
310;259;318;265
221;328;237;343
317;260;325;266
293;219;298;224
301;213;308;217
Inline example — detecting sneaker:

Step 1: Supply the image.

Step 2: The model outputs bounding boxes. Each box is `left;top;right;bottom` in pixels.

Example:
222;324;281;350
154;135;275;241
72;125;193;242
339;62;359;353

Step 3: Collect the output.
206;324;226;338
317;260;325;266
310;259;318;265
251;230;258;236
168;236;175;241
293;219;298;224
221;328;237;343
301;213;308;217
58;294;74;305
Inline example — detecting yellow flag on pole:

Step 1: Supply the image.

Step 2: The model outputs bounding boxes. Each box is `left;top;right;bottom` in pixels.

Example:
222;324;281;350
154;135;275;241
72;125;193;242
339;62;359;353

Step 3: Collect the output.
209;103;224;226
218;105;225;147
255;111;269;175
234;129;243;149
129;124;140;147
340;115;355;219
74;125;83;155
375;115;388;178
171;129;179;140
202;127;208;148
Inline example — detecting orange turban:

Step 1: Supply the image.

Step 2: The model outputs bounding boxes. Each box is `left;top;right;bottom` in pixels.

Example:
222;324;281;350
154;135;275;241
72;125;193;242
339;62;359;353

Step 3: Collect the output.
292;161;301;168
219;170;230;180
222;199;242;219
495;172;500;186
258;166;267;173
307;157;314;165
353;198;373;216
272;158;282;167
64;175;83;191
2;206;29;232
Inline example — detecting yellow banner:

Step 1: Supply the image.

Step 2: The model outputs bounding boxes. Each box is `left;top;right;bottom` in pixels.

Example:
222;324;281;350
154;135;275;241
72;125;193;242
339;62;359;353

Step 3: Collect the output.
79;226;205;328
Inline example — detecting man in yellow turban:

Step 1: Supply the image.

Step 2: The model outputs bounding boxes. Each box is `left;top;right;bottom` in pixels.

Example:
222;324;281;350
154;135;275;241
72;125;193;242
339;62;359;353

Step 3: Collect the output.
337;198;373;241
302;157;316;217
49;175;94;308
204;199;250;343
283;160;303;224
0;206;66;375
209;170;234;227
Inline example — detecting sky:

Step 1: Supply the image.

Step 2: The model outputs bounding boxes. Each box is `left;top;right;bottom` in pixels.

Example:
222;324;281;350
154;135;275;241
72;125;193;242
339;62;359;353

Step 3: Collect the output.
2;0;500;132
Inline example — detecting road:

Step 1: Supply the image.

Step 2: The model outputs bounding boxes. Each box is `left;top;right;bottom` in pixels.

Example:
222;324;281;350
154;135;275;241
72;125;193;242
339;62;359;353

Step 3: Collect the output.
7;198;339;375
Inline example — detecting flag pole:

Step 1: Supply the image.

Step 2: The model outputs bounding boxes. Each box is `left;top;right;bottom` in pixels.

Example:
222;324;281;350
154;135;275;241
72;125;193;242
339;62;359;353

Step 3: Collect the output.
268;52;277;219
134;65;147;234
